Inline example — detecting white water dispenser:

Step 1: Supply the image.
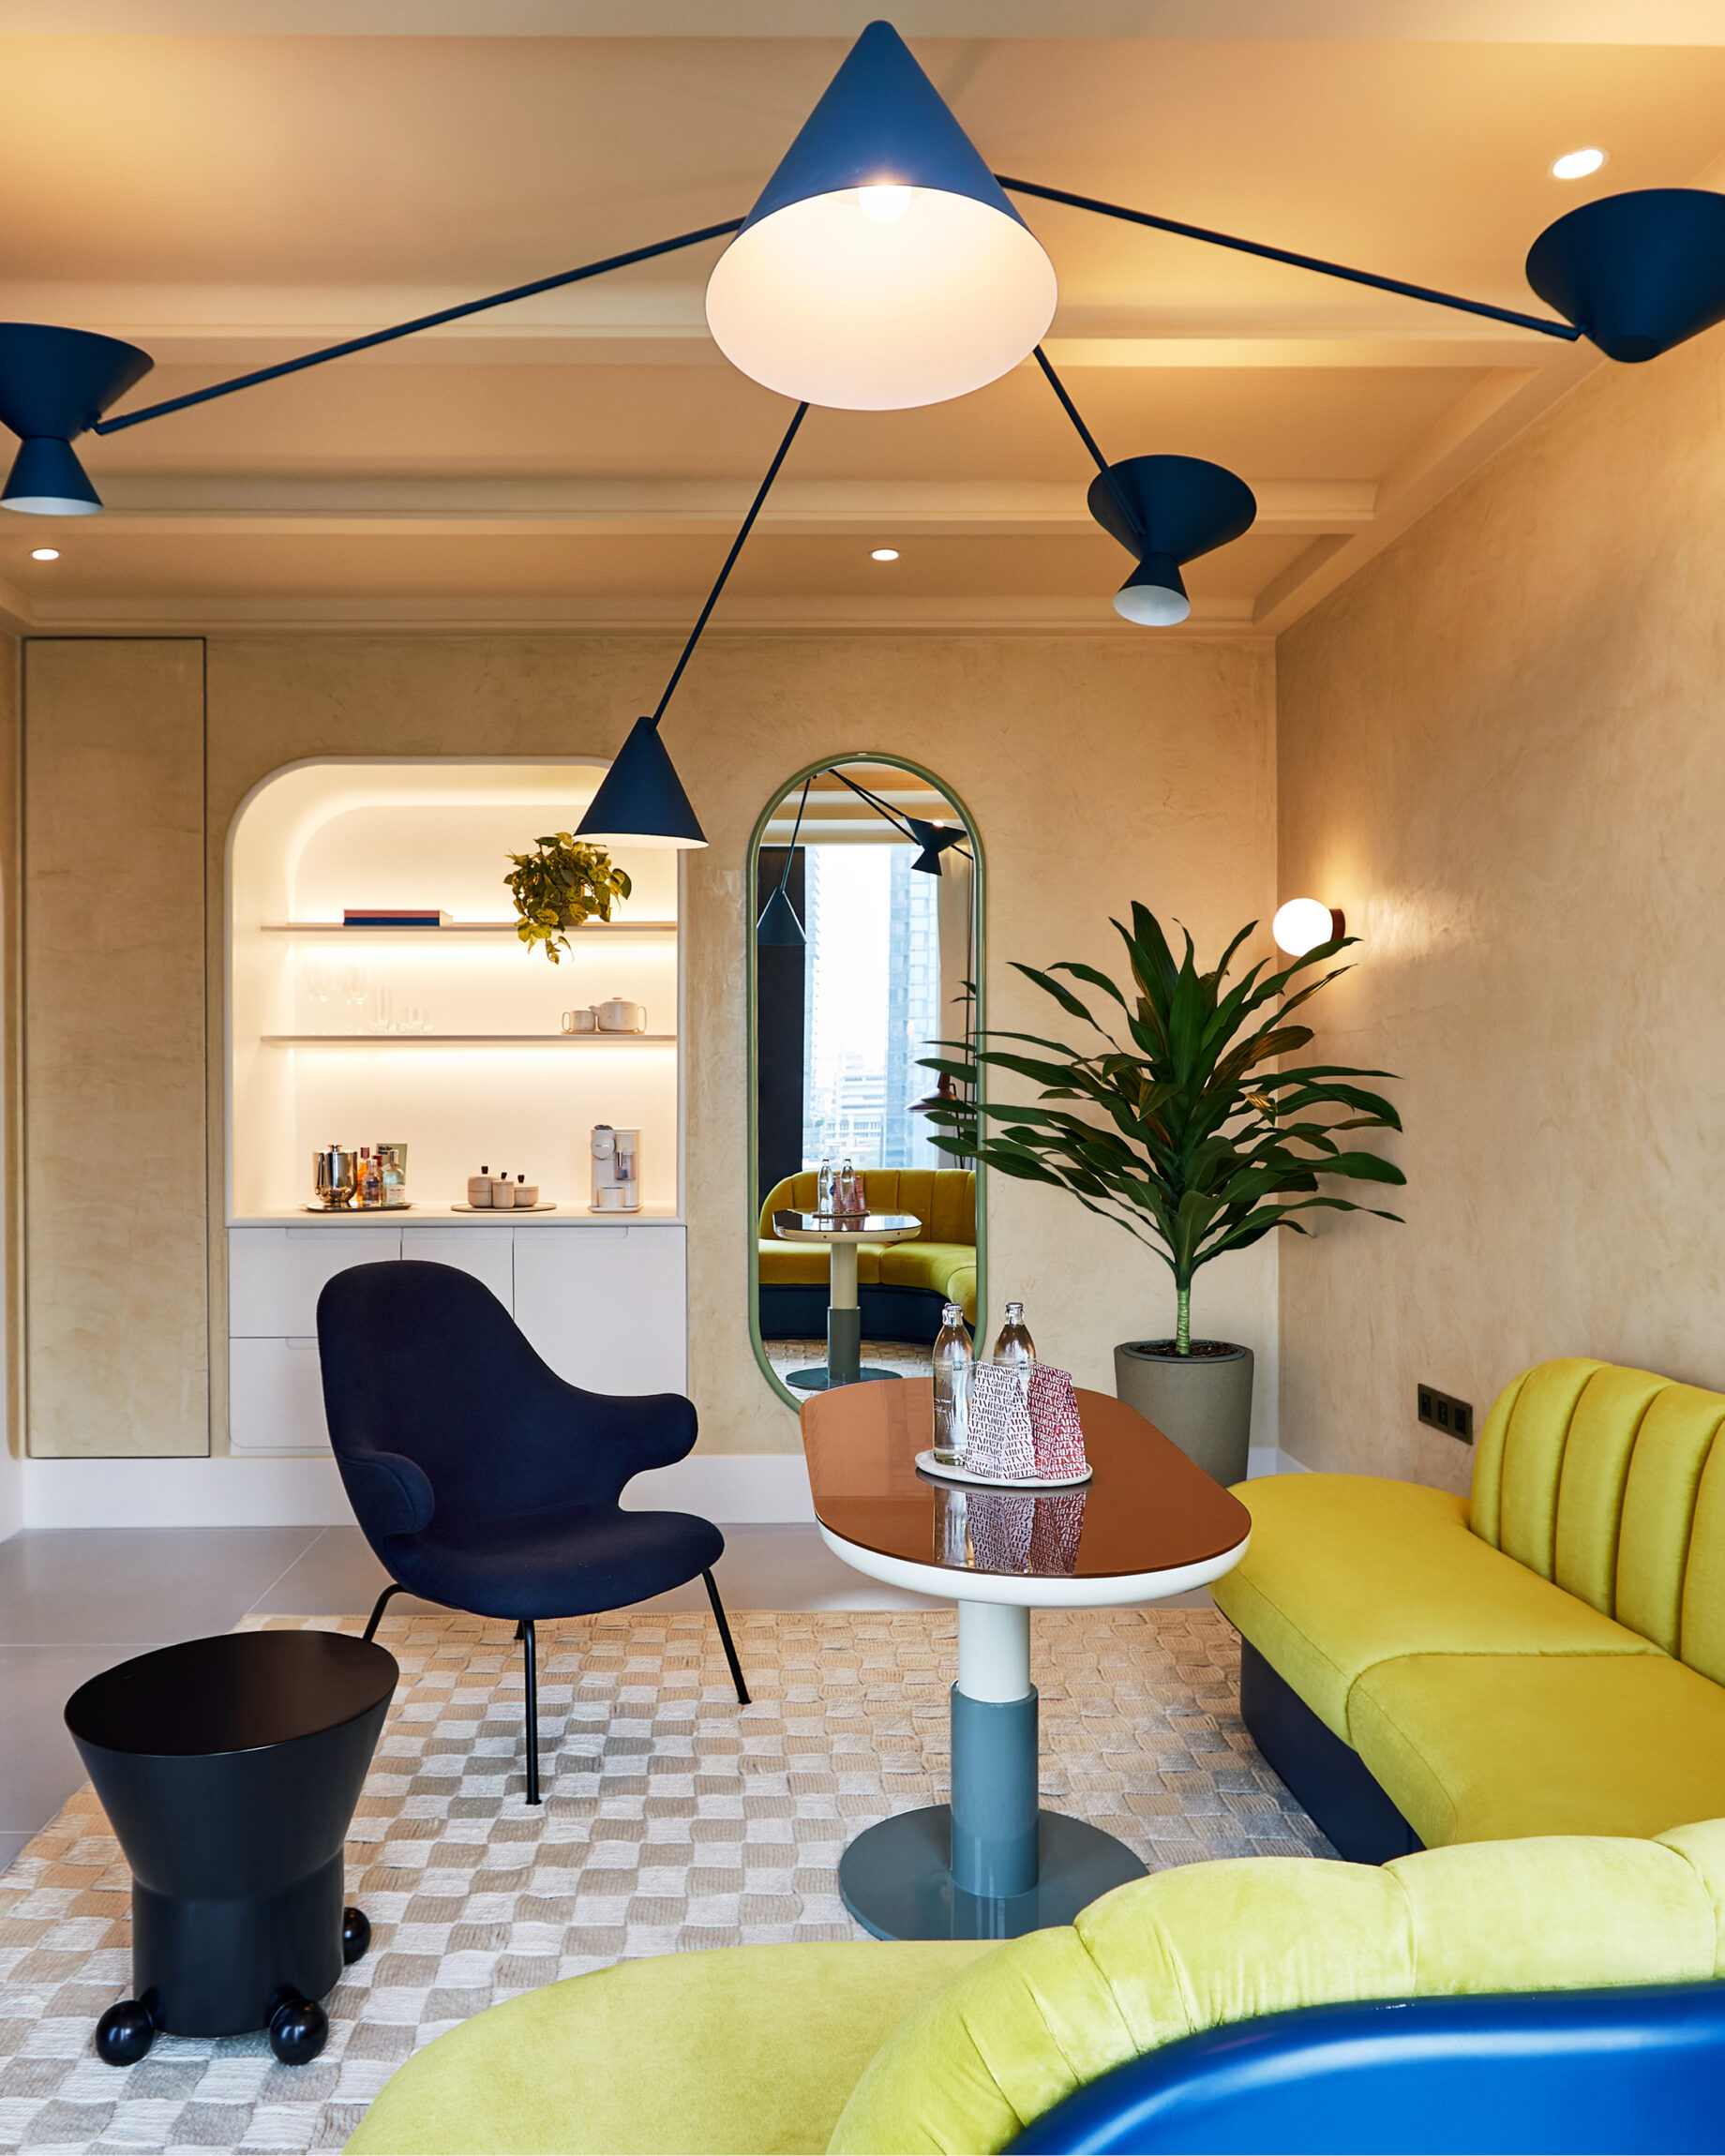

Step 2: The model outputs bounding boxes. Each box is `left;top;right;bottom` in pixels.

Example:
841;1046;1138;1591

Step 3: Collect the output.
590;1125;641;1213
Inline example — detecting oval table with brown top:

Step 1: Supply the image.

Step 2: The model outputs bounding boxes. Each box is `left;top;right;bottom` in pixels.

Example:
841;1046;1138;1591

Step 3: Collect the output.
801;1376;1252;1942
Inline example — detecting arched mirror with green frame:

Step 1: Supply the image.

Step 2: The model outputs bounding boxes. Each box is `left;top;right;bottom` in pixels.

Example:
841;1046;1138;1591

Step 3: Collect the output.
746;756;985;1410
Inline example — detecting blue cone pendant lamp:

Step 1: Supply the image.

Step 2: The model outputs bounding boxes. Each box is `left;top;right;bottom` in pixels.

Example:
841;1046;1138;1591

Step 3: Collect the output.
0;322;152;515
705;20;1056;411
1087;454;1257;627
1524;189;1725;365
756;884;806;946
907;816;967;876
575;717;707;850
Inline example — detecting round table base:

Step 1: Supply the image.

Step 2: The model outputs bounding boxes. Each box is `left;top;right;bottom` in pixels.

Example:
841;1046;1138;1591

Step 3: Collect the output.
785;1367;903;1391
839;1804;1146;1942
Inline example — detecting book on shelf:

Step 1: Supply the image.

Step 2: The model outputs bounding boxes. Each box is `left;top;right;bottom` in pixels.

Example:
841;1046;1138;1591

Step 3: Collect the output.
342;908;454;927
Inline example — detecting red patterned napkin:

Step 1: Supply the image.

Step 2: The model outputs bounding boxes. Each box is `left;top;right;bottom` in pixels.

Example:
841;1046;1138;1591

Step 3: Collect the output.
1028;1364;1088;1478
964;1363;1036;1480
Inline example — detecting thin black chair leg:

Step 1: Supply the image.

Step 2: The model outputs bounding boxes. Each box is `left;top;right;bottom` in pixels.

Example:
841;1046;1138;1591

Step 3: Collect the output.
702;1569;750;1706
362;1583;403;1642
521;1618;541;1806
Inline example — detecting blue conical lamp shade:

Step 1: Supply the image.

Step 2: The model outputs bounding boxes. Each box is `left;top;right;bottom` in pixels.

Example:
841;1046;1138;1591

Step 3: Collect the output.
1088;455;1256;629
576;718;708;850
1525;188;1725;364
0;322;152;517
906;816;967;876
756;884;806;946
706;20;1056;410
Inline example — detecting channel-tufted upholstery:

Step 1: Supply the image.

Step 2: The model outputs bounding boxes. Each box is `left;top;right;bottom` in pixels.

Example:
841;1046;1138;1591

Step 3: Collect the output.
757;1169;976;1324
1213;1359;1725;1848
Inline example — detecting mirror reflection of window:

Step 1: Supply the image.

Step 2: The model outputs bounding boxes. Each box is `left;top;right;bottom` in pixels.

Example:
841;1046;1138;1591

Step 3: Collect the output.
753;762;981;1404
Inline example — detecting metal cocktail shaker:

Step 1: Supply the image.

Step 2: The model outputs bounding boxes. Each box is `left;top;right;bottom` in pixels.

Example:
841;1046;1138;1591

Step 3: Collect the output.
311;1145;359;1209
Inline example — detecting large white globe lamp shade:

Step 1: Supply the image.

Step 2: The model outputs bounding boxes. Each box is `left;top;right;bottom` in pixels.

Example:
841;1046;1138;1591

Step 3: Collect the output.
705;21;1057;411
1272;899;1344;957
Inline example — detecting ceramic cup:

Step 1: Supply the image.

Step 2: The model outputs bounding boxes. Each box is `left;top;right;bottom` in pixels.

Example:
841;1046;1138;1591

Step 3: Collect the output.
561;1009;598;1033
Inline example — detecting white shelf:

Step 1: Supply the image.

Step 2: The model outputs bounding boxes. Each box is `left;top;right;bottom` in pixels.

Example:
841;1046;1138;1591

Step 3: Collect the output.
262;920;677;936
231;1202;684;1227
261;1032;676;1044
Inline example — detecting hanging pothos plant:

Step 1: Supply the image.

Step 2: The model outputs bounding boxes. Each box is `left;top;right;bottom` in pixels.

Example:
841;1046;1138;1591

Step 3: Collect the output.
504;833;632;963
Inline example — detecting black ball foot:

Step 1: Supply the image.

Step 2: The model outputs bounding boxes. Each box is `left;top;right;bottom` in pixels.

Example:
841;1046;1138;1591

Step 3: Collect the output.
341;1906;371;1965
268;1996;329;2065
95;1999;156;2067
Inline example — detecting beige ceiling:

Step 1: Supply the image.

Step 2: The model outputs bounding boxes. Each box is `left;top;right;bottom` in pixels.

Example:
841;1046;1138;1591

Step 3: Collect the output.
3;15;1724;636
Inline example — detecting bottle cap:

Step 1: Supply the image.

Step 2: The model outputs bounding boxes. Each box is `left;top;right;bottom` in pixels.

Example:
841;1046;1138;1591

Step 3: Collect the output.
942;1301;965;1322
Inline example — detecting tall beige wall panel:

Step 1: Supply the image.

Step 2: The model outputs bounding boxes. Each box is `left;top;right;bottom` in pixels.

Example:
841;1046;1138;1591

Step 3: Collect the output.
1277;327;1725;1490
24;639;208;1458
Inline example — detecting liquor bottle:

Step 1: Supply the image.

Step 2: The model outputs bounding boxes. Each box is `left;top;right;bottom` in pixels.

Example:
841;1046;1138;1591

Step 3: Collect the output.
358;1147;381;1207
993;1301;1036;1382
816;1157;833;1217
932;1301;973;1466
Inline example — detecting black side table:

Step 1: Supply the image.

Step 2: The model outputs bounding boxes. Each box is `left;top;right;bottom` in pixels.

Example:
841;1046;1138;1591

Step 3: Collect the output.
65;1628;398;2067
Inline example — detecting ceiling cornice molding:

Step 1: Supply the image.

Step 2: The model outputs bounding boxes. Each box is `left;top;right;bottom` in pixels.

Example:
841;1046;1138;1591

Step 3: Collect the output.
12;590;1266;638
85;471;1375;537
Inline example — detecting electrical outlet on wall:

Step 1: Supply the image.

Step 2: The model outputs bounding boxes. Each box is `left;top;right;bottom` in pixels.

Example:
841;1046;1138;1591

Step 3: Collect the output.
1418;1384;1474;1445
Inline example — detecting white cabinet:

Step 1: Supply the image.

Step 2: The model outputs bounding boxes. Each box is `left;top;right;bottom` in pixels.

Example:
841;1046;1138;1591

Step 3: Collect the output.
230;1335;330;1453
400;1225;514;1305
230;1224;401;1335
227;1221;685;1452
513;1226;687;1397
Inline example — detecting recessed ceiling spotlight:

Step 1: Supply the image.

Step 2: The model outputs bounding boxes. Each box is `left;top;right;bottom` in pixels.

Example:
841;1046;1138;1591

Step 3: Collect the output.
29;546;59;561
1551;147;1608;181
870;547;899;561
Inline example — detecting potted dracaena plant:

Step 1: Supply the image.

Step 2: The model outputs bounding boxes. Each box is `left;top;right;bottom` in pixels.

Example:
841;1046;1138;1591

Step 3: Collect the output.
920;905;1404;1484
503;833;632;963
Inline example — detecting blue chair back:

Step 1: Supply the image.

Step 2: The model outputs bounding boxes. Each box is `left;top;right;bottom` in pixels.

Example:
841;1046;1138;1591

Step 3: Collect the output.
318;1260;622;1526
1012;1981;1725;2154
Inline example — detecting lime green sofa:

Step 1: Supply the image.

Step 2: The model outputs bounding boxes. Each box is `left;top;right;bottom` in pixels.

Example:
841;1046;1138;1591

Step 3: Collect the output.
1212;1358;1725;1857
757;1168;976;1340
347;1822;1725;2154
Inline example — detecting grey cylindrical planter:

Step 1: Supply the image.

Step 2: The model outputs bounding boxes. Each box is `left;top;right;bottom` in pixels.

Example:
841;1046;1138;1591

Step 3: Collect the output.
1114;1340;1254;1488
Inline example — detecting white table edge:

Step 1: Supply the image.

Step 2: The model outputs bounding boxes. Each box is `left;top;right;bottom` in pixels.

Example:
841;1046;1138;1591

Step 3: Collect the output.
815;1520;1252;1609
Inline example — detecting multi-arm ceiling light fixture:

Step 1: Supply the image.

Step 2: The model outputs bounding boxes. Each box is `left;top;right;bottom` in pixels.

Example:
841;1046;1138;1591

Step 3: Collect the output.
5;17;1725;840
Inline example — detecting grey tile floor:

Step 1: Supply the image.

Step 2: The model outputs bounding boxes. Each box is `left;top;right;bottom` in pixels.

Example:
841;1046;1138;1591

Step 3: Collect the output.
0;1522;947;1863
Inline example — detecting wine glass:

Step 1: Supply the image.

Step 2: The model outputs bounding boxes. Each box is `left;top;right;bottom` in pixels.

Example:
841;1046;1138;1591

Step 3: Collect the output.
339;963;368;1034
300;955;330;1034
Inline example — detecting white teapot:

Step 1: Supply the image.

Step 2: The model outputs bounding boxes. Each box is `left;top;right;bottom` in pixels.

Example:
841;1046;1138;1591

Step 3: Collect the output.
597;996;646;1034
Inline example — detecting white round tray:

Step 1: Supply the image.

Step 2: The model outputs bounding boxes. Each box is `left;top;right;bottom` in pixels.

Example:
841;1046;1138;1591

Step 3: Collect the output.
914;1449;1092;1490
450;1200;558;1213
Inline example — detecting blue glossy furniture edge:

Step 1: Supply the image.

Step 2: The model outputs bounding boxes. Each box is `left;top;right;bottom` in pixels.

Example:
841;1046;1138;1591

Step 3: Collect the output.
1010;1980;1725;2154
1238;1638;1421;1865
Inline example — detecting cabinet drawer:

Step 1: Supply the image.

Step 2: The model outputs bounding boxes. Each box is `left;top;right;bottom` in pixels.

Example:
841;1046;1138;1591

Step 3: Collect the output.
229;1225;402;1337
229;1335;330;1454
512;1226;686;1396
399;1225;514;1306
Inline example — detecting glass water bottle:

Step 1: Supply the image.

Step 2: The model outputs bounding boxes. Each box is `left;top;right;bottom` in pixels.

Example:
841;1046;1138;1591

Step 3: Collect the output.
816;1157;832;1216
993;1301;1036;1380
932;1301;973;1466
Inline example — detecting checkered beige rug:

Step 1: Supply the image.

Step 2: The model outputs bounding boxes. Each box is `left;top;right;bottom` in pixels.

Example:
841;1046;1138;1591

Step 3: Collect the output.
0;1607;1328;2153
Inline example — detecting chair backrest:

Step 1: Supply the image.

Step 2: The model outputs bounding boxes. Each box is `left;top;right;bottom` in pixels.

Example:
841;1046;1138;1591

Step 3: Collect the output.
758;1167;976;1244
317;1260;615;1525
1470;1358;1725;1676
1012;1984;1725;2155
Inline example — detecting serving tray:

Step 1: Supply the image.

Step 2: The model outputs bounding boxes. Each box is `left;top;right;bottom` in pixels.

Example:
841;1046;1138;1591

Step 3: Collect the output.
450;1201;558;1213
914;1449;1092;1490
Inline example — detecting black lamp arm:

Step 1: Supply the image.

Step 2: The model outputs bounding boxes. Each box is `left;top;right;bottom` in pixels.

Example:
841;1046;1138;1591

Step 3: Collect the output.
998;175;1582;343
1030;345;1149;556
650;398;809;726
90;217;746;436
777;777;813;891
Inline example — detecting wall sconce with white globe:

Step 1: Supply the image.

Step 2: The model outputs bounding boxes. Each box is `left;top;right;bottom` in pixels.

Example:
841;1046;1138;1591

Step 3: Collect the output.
1272;898;1346;956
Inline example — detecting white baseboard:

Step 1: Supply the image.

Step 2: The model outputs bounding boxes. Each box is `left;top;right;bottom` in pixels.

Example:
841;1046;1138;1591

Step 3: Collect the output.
17;1450;815;1530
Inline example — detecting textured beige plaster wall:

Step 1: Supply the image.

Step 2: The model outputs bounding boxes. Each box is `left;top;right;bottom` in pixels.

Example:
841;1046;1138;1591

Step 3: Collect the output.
1277;325;1725;1490
205;632;1279;1459
24;639;209;1459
